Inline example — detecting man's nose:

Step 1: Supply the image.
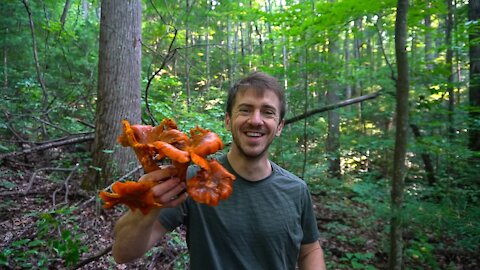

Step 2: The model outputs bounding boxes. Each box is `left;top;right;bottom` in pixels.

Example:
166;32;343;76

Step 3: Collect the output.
248;110;263;125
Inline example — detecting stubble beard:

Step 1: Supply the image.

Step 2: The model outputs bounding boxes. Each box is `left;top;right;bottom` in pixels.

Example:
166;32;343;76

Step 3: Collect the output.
231;132;272;161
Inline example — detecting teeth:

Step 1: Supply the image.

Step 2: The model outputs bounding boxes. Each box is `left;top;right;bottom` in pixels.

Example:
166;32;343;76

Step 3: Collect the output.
246;132;262;137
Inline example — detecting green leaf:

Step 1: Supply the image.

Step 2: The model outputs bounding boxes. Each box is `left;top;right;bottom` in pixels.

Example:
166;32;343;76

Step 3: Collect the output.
0;180;16;189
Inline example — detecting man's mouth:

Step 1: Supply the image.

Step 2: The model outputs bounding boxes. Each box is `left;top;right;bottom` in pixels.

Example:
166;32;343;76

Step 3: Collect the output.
245;132;263;137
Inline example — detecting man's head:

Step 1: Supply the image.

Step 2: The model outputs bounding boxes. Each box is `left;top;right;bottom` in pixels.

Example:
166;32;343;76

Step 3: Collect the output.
225;72;287;121
224;72;286;160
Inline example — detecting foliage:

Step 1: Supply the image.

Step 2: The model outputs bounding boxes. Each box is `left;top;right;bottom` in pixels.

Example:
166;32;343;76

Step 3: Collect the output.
0;206;87;269
0;0;478;268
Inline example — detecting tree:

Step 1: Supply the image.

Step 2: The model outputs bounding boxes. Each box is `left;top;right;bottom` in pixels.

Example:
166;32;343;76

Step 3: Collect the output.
469;0;480;155
389;0;409;269
86;0;142;189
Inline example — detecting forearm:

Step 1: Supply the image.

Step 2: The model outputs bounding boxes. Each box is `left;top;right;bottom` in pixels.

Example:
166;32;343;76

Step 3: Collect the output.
112;208;164;263
298;241;327;270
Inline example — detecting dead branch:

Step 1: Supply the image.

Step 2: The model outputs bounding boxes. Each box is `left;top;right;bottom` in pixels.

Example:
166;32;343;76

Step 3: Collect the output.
73;245;112;269
52;163;79;208
25;166;77;195
118;164;143;181
285;91;382;125
144;29;179;126
0;132;94;161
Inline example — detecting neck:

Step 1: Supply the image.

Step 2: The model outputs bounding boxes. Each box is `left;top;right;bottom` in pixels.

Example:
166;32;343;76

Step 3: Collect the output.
227;150;272;182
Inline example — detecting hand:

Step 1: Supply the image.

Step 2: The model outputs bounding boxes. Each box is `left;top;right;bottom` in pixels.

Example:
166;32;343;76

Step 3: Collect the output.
138;165;188;208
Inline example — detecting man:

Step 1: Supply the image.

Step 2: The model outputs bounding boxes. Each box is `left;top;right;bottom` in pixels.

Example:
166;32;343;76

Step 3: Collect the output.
111;72;327;269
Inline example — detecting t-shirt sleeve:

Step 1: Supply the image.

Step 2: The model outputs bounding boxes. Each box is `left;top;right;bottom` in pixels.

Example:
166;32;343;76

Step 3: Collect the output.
158;202;188;231
301;187;320;244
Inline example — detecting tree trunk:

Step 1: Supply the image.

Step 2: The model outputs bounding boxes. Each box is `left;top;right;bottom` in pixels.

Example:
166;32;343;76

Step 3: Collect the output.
87;0;142;189
205;1;211;93
227;17;234;87
344;29;352;109
425;0;434;70
389;0;409;269
468;0;480;153
22;0;48;108
326;35;341;178
185;0;191;109
446;0;455;139
3;28;7;88
60;0;71;29
410;124;436;185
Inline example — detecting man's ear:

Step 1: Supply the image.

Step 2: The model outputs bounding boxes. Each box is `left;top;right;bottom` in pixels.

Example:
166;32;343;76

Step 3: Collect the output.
224;113;231;131
275;119;285;136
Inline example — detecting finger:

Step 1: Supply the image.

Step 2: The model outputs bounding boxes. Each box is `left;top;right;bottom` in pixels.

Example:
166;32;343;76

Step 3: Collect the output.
163;192;189;208
139;166;178;183
154;180;186;204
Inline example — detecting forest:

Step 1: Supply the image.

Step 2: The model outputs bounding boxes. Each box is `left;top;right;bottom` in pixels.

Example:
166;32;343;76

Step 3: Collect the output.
0;0;479;269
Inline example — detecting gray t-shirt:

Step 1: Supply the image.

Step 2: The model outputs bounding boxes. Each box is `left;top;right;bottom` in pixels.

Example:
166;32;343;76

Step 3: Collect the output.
159;155;320;270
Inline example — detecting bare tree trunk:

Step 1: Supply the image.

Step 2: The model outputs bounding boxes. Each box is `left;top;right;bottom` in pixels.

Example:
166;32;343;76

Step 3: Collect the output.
353;18;362;98
446;0;455;139
81;0;89;19
266;0;275;64
205;0;211;92
469;0;480;155
425;0;434;70
3;28;7;88
389;0;409;269
410;124;436;185
233;21;239;77
22;0;48;108
87;0;142;189
185;0;191;109
326;35;341;178
227;18;234;87
302;39;309;180
60;0;71;29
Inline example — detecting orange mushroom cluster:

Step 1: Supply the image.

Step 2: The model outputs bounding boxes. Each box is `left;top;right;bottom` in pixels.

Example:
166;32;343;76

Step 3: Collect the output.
99;119;235;214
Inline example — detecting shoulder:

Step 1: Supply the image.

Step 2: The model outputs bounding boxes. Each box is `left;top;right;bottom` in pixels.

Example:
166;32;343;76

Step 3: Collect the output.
270;161;307;188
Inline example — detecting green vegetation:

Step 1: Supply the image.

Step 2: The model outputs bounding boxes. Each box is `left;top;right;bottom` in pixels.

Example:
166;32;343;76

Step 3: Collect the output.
0;0;478;269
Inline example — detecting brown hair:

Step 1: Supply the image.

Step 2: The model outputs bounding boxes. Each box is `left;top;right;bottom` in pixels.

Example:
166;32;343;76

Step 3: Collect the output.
225;72;287;120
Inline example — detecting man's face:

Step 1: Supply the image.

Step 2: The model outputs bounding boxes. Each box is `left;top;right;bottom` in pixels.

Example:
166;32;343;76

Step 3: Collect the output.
225;88;284;160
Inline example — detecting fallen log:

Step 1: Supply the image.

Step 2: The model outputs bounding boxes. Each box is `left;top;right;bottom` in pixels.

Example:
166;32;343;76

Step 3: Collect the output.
285;91;382;125
0;132;94;161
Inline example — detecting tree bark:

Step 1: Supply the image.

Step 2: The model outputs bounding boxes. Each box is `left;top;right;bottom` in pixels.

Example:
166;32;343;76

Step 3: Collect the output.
410;124;436;185
60;0;71;29
3;28;7;88
22;0;48;108
326;35;341;178
425;0;434;70
0;133;94;161
185;0;191;109
446;0;455;139
468;0;480;153
87;0;142;189
389;0;409;269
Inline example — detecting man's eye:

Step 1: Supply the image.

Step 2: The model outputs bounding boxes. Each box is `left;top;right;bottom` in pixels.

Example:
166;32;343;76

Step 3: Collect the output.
264;110;276;117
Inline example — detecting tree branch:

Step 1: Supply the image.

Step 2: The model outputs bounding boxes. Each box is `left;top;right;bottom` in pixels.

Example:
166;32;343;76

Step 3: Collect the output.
285;91;382;125
144;29;178;126
73;245;112;269
0;133;94;161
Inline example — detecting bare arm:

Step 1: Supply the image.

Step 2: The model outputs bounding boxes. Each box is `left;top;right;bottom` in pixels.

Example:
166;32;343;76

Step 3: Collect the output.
111;167;187;264
298;240;327;270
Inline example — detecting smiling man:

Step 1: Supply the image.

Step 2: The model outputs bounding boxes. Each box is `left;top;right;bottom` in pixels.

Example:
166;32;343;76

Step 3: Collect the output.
111;72;327;270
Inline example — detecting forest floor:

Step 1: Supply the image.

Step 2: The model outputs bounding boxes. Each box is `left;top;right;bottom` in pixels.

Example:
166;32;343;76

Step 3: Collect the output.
0;161;478;270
